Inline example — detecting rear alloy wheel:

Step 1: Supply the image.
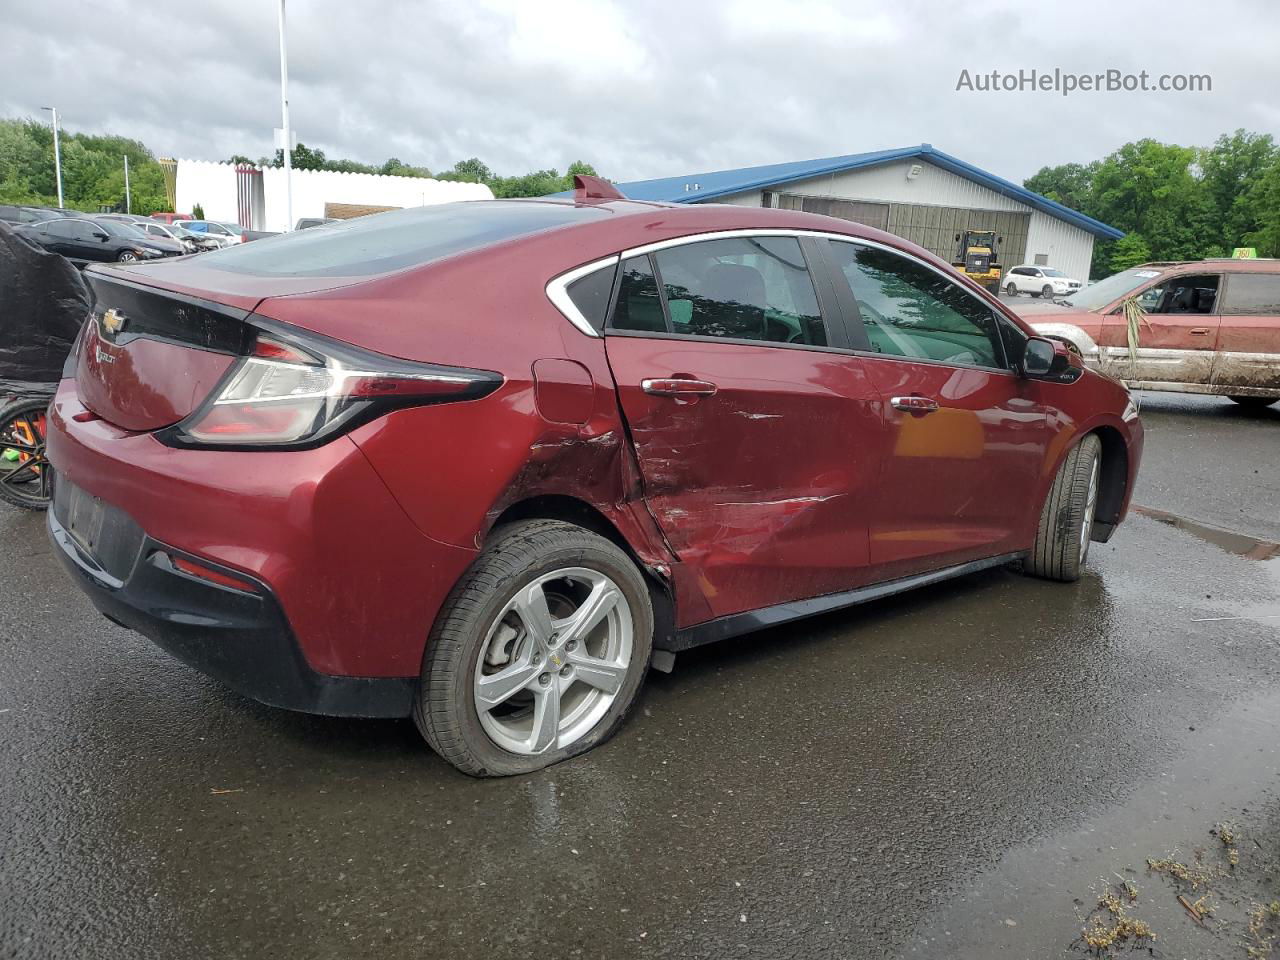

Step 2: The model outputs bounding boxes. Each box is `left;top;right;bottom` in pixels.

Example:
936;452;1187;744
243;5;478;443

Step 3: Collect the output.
0;398;53;511
1005;282;1018;296
1228;396;1277;410
414;520;654;777
1025;433;1102;582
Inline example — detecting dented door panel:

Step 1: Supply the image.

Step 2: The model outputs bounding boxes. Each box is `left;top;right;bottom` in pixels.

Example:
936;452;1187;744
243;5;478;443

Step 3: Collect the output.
606;335;887;620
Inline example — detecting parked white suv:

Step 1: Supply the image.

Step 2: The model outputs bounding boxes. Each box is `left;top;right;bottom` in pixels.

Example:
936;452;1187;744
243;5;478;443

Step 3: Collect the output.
1004;265;1082;299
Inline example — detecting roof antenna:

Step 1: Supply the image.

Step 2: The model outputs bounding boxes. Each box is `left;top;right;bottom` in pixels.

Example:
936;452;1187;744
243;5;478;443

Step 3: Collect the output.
573;174;625;200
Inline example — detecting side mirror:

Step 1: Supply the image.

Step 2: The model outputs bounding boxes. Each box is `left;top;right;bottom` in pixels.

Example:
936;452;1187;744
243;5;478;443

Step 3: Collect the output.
1022;337;1056;376
93;230;109;240
954;233;961;241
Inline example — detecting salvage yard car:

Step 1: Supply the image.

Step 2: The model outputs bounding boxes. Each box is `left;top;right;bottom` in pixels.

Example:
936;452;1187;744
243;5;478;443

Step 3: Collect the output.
1019;258;1280;408
16;216;183;264
1003;264;1082;299
45;177;1145;776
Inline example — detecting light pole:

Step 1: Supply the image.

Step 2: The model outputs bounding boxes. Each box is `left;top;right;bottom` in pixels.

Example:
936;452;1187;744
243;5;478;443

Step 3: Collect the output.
277;0;293;231
40;106;64;208
123;154;131;213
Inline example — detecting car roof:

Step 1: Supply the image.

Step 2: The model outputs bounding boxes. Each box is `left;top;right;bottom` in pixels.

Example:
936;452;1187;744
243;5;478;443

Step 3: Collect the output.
1139;258;1280;274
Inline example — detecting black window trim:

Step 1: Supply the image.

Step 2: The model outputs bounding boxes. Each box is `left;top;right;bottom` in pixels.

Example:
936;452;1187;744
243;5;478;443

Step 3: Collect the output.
820;235;1015;375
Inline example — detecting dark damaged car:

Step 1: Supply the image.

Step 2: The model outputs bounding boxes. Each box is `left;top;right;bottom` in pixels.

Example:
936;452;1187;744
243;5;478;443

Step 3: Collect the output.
46;178;1144;776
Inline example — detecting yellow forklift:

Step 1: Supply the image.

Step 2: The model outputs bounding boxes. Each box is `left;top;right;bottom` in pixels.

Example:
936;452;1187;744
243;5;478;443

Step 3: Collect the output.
951;229;1003;291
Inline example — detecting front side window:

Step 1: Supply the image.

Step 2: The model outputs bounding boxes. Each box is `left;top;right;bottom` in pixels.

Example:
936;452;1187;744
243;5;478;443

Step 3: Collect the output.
1146;274;1220;314
651;236;826;345
1220;274;1280;315
828;241;1004;368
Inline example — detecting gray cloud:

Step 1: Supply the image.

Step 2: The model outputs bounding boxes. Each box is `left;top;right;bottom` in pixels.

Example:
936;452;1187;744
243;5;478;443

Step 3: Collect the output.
2;0;1277;184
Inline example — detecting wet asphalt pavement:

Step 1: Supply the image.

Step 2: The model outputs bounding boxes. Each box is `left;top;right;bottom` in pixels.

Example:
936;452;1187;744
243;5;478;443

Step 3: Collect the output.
2;393;1279;960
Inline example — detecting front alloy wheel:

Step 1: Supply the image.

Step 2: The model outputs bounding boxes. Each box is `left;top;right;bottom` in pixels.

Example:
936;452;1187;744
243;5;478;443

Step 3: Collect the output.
414;520;654;777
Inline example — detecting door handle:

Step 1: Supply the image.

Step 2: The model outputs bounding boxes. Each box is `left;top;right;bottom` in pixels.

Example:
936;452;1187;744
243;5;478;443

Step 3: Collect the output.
642;378;718;398
890;395;940;414
1190;328;1211;335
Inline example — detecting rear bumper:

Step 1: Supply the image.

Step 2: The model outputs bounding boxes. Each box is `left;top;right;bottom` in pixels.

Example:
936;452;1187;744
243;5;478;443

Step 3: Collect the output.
45;379;480;692
48;507;414;717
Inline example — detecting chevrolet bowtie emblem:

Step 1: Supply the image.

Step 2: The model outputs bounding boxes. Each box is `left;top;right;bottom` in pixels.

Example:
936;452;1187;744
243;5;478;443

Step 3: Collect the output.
101;308;127;336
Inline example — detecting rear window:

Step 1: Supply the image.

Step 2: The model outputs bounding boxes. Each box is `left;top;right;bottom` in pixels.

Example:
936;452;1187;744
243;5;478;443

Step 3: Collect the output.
200;201;609;278
1221;273;1280;315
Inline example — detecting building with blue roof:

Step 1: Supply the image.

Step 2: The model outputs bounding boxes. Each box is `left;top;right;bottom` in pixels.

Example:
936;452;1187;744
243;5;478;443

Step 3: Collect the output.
601;144;1122;283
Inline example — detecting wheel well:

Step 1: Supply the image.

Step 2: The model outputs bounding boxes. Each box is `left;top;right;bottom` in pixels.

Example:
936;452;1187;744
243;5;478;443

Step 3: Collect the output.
1090;426;1128;531
489;495;677;649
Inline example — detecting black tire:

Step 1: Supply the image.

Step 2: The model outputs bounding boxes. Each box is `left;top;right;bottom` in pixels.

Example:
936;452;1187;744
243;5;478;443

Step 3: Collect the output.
1228;396;1277;410
1025;434;1102;583
0;397;53;511
1005;282;1018;296
413;519;654;777
1042;284;1054;299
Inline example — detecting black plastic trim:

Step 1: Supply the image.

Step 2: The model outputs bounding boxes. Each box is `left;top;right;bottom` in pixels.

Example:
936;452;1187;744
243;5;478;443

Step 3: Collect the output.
48;509;415;718
669;552;1026;651
84;270;254;354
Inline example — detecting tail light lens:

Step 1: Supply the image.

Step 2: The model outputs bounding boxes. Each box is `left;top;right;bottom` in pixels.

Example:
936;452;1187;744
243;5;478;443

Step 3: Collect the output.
160;320;502;449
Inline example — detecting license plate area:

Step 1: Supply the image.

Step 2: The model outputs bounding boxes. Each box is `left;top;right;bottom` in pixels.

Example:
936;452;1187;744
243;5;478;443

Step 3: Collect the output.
53;479;145;583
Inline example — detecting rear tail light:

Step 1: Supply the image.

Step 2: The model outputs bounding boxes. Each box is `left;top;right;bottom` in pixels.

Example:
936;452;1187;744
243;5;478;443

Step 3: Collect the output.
159;321;502;449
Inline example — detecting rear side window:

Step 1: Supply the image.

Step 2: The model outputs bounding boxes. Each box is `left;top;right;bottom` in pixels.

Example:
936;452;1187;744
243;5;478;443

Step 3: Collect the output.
611;256;666;333
565;265;617;332
200;201;610;277
829;241;1004;368
1221;274;1280;315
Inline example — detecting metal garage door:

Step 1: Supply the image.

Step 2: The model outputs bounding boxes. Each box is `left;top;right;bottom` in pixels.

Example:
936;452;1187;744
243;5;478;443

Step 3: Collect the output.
771;193;890;231
887;204;1029;267
767;195;1030;268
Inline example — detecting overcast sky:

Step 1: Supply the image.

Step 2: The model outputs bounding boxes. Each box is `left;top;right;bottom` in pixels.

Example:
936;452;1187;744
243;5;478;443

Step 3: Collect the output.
3;0;1278;185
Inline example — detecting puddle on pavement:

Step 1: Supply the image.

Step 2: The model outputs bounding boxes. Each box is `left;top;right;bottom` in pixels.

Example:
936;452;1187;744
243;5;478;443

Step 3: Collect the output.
1134;506;1280;562
1133;505;1280;625
909;687;1280;959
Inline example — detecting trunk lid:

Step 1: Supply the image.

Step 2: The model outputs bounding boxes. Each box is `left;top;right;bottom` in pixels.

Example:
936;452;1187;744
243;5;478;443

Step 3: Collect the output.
77;271;251;431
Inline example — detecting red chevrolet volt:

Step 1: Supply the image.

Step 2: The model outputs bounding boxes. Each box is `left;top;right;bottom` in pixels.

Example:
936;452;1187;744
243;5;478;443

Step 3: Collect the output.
46;178;1143;776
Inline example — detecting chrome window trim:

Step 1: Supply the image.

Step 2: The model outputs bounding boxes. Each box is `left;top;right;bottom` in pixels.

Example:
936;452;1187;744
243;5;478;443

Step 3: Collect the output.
549;228;1011;343
545;254;621;338
619;228;1004;321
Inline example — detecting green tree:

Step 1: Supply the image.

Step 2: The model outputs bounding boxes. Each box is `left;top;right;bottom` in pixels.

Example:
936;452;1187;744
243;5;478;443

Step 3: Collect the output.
271;142;328;170
1199;129;1277;251
438;157;493;183
1106;233;1153;272
1244;155;1280;257
1024;161;1097;212
1088;139;1214;262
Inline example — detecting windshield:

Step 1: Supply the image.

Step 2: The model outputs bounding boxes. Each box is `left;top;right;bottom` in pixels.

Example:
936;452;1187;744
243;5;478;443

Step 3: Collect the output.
97;219;146;238
1061;267;1164;310
1041;268;1067;278
200;200;611;278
